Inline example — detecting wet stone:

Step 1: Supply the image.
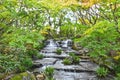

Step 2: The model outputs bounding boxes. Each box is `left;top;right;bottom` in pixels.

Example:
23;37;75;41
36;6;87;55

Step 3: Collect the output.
64;49;79;54
34;58;57;65
80;59;90;62
53;61;99;72
33;68;43;73
41;49;56;53
79;62;99;71
32;63;42;68
40;53;69;59
41;39;58;53
54;71;97;80
33;65;54;74
32;39;115;80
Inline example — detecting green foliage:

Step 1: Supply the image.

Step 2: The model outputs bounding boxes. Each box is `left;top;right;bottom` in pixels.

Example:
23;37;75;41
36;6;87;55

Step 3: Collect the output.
16;56;33;72
72;56;80;64
0;0;120;78
10;72;36;80
63;53;80;65
36;53;44;59
114;64;120;73
74;20;120;75
45;77;54;80
21;58;33;69
60;23;75;38
63;58;72;65
1;27;44;51
35;43;45;50
25;49;39;58
113;58;120;73
0;0;46;76
0;45;34;73
17;66;26;72
0;0;46;29
44;67;54;77
114;73;120;80
0;54;20;73
77;20;120;62
96;67;108;77
56;48;62;55
59;23;88;38
69;52;80;64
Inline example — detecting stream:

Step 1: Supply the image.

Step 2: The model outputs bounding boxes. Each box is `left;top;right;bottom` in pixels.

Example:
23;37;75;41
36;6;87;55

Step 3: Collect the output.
32;39;114;80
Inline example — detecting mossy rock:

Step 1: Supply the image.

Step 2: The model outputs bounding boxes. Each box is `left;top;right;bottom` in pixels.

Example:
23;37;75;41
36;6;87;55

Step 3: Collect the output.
72;44;79;51
10;71;36;80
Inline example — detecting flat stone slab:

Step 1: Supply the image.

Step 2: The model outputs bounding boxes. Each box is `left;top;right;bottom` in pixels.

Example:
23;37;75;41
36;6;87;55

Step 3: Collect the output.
53;61;99;72
54;71;114;80
33;65;53;73
79;62;99;71
32;62;42;68
80;59;90;62
40;53;69;59
33;58;57;65
54;71;97;80
41;49;56;53
65;49;79;54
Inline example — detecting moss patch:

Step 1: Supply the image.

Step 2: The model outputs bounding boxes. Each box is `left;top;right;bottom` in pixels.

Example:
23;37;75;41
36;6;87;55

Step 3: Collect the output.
10;72;36;80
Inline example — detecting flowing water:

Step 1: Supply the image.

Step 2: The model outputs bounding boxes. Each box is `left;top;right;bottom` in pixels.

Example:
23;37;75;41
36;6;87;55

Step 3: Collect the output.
33;39;114;80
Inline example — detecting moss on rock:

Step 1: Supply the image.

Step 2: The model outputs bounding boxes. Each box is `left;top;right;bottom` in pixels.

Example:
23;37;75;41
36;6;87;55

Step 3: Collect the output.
10;71;36;80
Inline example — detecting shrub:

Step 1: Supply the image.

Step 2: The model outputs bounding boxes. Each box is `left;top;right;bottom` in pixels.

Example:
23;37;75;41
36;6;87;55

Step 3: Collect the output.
96;67;108;77
21;57;33;69
17;57;33;72
56;48;62;55
35;43;45;50
0;54;21;73
63;58;72;65
26;49;39;58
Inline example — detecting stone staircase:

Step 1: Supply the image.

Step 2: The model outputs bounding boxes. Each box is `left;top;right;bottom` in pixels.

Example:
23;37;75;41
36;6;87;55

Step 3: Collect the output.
33;40;113;80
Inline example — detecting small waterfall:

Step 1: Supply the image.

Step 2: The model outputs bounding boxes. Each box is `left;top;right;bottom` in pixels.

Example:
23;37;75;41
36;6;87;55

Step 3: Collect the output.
61;39;72;48
42;39;58;53
46;39;57;47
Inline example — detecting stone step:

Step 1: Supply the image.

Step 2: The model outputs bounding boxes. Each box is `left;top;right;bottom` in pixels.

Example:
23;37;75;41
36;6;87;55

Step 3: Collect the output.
40;52;90;59
54;71;97;80
40;53;69;59
80;59;90;62
54;71;114;80
33;57;91;69
41;50;56;53
53;61;99;72
33;58;58;66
